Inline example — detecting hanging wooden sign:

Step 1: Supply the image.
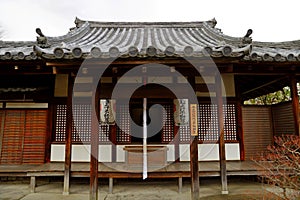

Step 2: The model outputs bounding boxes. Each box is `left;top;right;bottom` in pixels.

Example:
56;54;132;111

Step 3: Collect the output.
100;99;116;125
173;99;189;126
190;104;198;136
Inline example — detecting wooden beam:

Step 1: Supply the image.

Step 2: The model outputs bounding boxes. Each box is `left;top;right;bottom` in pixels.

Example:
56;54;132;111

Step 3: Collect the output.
216;74;228;194
290;75;300;136
242;76;287;95
90;91;99;200
63;74;73;195
45;57;217;67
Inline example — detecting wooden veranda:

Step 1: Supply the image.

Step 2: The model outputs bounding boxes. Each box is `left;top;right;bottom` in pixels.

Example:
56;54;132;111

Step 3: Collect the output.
0;161;263;193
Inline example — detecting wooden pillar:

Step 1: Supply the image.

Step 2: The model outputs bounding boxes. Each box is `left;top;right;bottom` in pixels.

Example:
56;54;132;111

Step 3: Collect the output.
216;74;228;194
110;125;117;162
45;103;54;163
90;91;99;200
30;176;36;193
235;82;245;161
190;135;199;200
290;75;300;136
236;100;245;161
188;76;199;200
111;68;118;162
63;74;73;195
174;125;180;162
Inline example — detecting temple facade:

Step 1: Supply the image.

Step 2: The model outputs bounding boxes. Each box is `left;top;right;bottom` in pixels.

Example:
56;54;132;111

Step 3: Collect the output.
0;18;299;198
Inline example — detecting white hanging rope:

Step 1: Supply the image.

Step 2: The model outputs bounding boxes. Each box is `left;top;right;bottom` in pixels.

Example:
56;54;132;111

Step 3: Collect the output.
143;98;148;180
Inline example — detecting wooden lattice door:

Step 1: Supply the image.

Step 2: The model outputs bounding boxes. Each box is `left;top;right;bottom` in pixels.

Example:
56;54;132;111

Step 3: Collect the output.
0;110;25;164
0;109;47;164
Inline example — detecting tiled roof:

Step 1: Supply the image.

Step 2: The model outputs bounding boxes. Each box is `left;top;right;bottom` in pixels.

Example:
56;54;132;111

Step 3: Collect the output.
0;41;37;60
245;41;300;62
0;18;252;60
1;18;300;62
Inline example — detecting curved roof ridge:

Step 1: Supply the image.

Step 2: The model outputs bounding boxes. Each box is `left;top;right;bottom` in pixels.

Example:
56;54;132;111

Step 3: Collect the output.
0;41;35;48
46;21;91;44
253;40;300;49
74;17;218;28
202;22;245;46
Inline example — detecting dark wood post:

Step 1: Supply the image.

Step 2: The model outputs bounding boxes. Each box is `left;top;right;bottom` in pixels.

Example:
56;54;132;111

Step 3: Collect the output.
190;135;199;200
290;75;300;136
110;125;117;162
174;125;180;162
63;74;73;195
235;81;245;161
45;103;54;163
90;91;99;200
188;76;199;200
236;99;245;161
110;68;118;162
216;74;228;194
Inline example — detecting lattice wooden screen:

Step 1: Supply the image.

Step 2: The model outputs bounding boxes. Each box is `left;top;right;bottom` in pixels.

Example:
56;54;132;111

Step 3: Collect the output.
116;105;131;143
54;105;67;142
72;104;91;143
54;103;237;144
55;104;110;143
177;104;237;143
99;125;110;143
162;105;174;143
198;104;219;141
179;125;191;142
197;104;237;142
223;104;237;141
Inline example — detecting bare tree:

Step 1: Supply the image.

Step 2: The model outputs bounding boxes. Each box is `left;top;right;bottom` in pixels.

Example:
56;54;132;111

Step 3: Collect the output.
253;135;300;199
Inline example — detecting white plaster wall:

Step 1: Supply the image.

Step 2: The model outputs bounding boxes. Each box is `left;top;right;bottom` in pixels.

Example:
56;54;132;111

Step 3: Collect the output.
72;145;90;162
51;143;240;162
116;145;125;162
179;144;190;161
51;144;65;161
199;144;219;160
179;143;240;161
225;143;240;160
99;145;112;162
166;145;175;162
51;144;112;162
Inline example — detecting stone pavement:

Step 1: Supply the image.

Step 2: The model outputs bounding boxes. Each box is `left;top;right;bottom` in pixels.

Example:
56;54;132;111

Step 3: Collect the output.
0;177;281;200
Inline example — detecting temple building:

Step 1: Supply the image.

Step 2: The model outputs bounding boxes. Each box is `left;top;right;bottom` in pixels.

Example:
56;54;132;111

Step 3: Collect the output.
0;18;299;199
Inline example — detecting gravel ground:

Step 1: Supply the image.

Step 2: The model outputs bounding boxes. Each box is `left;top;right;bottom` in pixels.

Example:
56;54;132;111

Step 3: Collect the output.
0;177;284;200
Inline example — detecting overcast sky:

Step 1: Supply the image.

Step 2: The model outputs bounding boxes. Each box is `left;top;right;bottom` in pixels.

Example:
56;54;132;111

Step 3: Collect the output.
0;0;300;42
